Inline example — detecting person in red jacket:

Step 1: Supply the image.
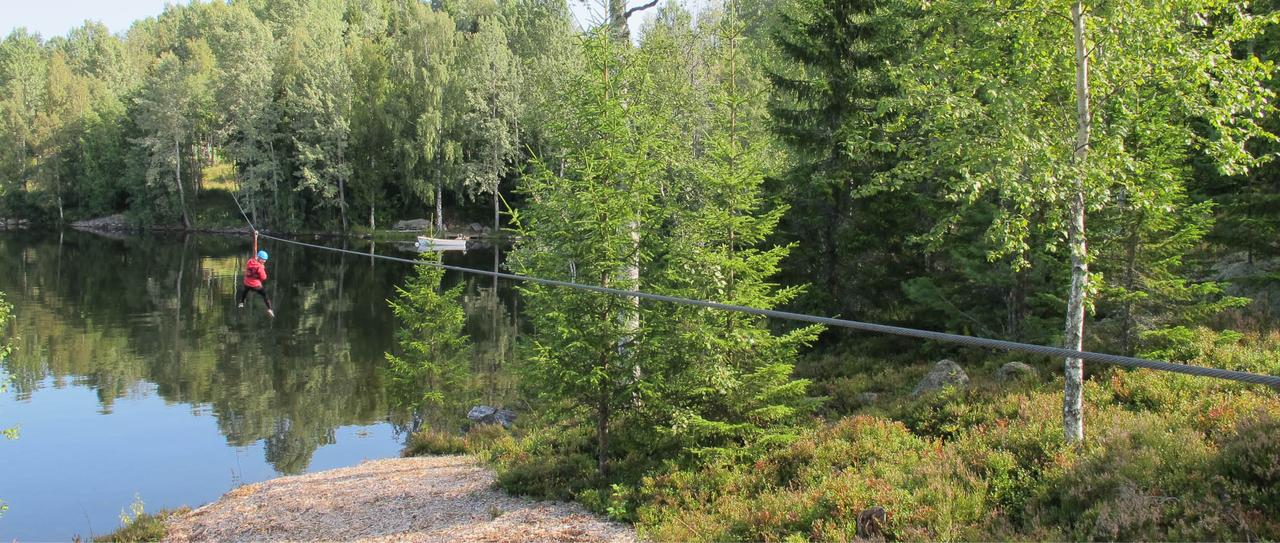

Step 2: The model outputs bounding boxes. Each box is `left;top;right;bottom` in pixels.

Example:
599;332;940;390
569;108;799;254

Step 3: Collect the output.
238;234;274;318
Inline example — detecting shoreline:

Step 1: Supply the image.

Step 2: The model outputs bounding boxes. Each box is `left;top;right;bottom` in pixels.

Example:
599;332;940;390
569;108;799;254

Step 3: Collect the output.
61;214;511;243
160;455;636;542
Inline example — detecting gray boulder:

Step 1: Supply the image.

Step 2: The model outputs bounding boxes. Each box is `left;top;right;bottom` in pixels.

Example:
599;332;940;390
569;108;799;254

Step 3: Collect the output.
392;218;431;231
912;359;969;396
996;361;1038;383
855;392;880;405
467;405;518;428
857;506;887;539
468;222;484;232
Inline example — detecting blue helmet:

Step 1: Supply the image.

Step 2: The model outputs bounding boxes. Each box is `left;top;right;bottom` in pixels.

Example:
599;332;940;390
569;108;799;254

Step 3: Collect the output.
257;250;269;261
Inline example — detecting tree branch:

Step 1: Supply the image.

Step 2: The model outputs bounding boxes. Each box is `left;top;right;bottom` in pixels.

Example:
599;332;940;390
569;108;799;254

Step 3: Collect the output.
623;0;660;20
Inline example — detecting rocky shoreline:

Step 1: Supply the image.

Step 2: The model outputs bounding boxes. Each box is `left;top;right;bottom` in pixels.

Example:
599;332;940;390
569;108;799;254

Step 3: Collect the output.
65;213;505;241
70;214;254;235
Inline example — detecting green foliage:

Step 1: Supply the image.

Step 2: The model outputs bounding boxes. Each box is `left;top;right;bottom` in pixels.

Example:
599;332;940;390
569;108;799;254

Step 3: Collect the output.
93;503;188;543
280;4;354;230
639;6;822;461
0;0;581;231
512;15;821;483
0;291;13;517
1216;413;1280;512
384;255;472;426
767;0;930;326
880;0;1277;363
132;51;200;226
509;32;667;475
639;415;991;542
402;427;468;456
636;335;1280;541
487;422;604;502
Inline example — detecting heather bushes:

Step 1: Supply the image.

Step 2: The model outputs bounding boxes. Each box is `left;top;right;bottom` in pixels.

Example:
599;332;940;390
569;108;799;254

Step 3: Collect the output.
428;329;1279;540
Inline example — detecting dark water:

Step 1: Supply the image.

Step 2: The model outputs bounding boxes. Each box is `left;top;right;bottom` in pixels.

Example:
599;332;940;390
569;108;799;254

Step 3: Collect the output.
0;230;519;541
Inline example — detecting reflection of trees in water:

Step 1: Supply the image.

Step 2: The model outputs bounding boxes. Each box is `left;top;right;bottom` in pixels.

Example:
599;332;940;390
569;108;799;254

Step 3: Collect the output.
384;248;523;437
0;231;409;474
0;232;525;473
463;280;520;406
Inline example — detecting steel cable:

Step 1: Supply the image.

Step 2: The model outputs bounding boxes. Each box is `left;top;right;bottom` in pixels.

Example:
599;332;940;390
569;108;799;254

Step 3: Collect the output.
226;192;1280;387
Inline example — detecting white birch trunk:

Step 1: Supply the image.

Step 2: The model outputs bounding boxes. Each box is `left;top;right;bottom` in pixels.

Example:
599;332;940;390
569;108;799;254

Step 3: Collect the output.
1065;0;1092;444
435;178;444;233
609;0;630;41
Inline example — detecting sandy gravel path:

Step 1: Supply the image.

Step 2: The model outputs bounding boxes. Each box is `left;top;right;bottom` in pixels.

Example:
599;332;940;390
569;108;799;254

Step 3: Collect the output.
164;456;637;543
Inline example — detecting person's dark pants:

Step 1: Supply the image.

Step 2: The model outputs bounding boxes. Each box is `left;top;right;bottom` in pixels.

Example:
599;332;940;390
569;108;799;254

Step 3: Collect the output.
237;285;272;310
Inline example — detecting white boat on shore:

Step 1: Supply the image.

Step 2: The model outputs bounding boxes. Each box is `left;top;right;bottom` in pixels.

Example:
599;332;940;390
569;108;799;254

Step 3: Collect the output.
415;236;468;251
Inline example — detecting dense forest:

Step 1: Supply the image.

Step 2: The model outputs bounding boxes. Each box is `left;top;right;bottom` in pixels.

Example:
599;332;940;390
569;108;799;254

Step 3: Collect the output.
4;0;1280;539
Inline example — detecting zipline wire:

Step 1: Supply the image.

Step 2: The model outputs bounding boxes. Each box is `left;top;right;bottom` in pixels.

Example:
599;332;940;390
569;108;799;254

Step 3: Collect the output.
226;191;1280;388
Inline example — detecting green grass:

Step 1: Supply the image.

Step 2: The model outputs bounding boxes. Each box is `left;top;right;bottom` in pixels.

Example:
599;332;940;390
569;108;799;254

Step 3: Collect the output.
401;423;513;458
93;508;189;542
402;428;468;456
191;188;247;230
202;163;237;192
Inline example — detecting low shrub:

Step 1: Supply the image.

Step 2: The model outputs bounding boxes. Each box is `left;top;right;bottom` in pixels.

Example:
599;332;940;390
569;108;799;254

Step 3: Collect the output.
93;508;189;542
401;428;467;456
1216;413;1280;514
484;331;1280;541
639;416;990;542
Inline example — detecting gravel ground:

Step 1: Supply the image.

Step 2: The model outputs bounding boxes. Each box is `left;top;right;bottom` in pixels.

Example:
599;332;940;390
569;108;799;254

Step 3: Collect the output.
164;456;638;543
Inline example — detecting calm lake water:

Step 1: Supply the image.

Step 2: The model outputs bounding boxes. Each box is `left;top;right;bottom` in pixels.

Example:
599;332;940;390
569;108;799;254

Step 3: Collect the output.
0;230;519;541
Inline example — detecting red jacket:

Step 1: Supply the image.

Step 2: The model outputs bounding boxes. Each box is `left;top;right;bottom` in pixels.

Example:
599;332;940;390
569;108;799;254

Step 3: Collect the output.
244;258;267;288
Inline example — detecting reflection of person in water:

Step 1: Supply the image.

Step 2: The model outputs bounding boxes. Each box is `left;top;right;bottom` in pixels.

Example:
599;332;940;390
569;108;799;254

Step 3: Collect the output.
237;233;275;318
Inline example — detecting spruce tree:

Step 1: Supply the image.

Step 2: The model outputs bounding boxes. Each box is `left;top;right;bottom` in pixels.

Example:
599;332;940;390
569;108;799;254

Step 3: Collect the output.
510;34;663;476
767;0;927;326
642;7;821;459
384;255;472;430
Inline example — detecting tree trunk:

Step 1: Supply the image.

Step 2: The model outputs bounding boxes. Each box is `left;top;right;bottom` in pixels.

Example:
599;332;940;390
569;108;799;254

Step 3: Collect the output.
435;177;444;233
597;381;610;476
624;215;641;391
1064;0;1091;444
338;171;349;232
609;0;630;41
1121;213;1140;357
175;138;192;229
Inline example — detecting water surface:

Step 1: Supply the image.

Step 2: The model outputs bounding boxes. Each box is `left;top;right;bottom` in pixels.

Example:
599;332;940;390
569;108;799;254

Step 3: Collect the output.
0;230;518;540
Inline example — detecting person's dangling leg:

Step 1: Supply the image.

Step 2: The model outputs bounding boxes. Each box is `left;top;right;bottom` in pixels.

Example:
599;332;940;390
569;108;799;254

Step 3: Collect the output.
252;286;274;317
237;285;249;308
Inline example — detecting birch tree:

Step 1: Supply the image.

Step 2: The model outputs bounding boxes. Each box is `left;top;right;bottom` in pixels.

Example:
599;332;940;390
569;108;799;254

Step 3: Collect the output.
390;3;457;230
134;52;196;228
457;14;521;234
281;7;354;231
891;0;1276;442
209;4;279;225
